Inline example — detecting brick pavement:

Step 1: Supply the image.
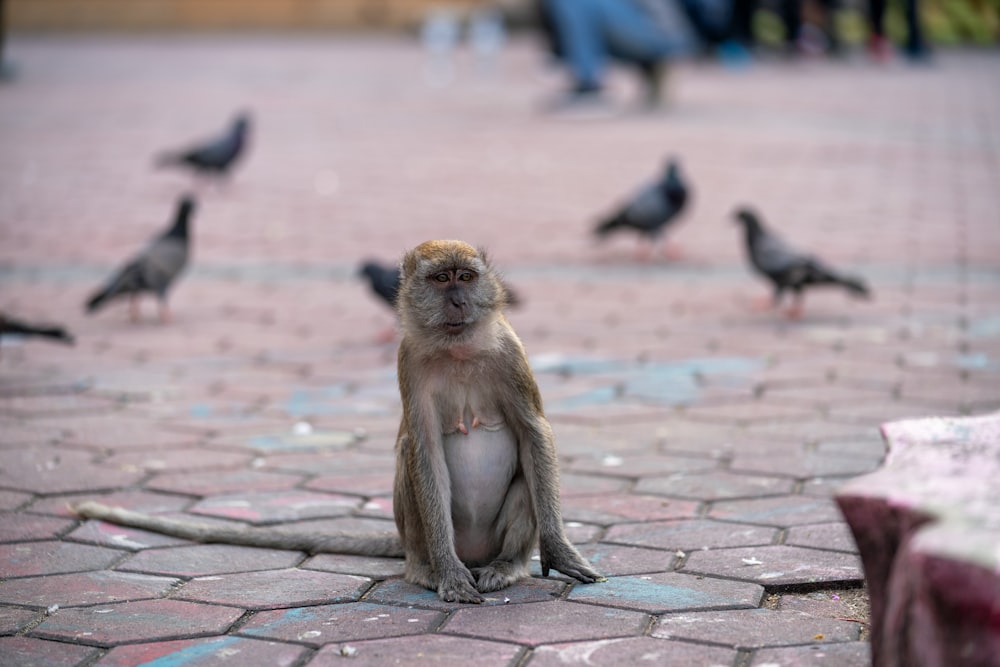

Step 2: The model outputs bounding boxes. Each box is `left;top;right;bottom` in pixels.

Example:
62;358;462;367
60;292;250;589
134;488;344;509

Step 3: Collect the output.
1;34;998;666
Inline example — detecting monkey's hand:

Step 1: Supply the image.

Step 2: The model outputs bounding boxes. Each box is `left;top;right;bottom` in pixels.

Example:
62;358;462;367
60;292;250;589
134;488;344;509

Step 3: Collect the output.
540;539;606;584
437;563;484;603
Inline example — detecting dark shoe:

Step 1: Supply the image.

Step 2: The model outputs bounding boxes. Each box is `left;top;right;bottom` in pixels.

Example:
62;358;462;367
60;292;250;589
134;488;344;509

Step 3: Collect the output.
543;85;614;118
638;59;669;108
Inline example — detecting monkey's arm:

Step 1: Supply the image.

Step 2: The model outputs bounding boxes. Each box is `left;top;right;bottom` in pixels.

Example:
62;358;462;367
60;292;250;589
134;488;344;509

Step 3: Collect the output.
73;501;404;557
503;349;604;585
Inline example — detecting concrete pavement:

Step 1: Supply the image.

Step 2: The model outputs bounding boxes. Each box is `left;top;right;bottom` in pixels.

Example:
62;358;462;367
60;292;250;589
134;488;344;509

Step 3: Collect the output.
1;34;998;666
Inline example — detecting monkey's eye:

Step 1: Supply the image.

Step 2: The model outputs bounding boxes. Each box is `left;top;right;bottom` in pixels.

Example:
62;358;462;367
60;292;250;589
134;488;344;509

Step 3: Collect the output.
457;271;475;282
433;273;450;283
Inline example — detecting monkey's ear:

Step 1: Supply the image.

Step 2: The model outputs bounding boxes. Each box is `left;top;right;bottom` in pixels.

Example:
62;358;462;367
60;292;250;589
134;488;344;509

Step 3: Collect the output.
476;246;491;267
400;252;418;281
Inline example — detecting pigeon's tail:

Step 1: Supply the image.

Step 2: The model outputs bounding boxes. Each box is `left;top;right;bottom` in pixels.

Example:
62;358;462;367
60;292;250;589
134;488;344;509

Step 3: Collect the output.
154;152;183;169
838;275;872;300
594;214;624;237
85;288;112;314
2;318;75;345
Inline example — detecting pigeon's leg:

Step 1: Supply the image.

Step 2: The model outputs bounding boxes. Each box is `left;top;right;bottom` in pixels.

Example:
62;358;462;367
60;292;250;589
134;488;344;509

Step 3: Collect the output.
157;299;172;325
659;239;684;261
785;292;805;320
129;296;141;323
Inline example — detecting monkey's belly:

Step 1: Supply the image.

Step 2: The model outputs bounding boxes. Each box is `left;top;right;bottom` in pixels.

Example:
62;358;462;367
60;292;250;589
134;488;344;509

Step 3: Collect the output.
442;423;518;565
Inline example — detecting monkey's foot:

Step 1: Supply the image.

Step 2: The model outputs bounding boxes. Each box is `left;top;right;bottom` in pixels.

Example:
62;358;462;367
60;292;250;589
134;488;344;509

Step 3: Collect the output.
437;565;483;603
472;561;524;593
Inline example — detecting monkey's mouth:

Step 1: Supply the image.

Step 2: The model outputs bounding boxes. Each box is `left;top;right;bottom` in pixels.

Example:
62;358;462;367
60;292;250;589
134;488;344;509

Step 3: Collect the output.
443;321;468;334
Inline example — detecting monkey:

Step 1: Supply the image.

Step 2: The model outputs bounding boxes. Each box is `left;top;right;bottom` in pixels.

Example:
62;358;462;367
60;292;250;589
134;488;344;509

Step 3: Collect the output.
74;240;603;603
392;240;602;602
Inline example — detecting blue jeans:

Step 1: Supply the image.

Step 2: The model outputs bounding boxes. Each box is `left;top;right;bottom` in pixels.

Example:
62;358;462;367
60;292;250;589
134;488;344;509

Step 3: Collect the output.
544;0;692;89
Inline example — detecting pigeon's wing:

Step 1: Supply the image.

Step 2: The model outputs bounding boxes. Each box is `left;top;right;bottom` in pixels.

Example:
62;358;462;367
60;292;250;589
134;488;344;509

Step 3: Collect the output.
751;232;806;274
140;238;189;296
622;184;672;232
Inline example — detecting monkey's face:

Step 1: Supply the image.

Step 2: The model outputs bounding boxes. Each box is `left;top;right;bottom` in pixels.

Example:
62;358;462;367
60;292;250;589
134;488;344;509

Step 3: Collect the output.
426;267;479;335
399;241;502;342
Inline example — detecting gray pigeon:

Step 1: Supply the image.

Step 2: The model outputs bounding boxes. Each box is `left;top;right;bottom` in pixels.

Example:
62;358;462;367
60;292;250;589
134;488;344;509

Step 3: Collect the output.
86;196;195;323
595;158;689;260
734;207;871;319
359;261;402;309
156;113;250;178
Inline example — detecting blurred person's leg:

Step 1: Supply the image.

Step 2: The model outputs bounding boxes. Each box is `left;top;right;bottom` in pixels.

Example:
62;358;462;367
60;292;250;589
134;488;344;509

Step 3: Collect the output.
867;0;891;60
902;0;929;59
780;0;802;53
544;0;689;98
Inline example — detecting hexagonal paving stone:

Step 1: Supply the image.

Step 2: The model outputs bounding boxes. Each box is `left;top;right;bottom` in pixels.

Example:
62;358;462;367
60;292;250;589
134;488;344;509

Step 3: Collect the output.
0;570;178;608
42;415;196;451
146;469;305;496
750;641;872;666
605;519;778;552
239;602;443;646
567;454;717;478
568;572;763;613
101;448;254;473
682;545;863;588
559;472;630;498
681;400;819;425
574;543;675;576
0;490;32;511
96;636;309;667
366;577;565;610
729;451;882;479
652;608;860;649
636;471;796;501
562;495;700;524
303;553;406;579
0;448;145;494
709;496;844;527
33;599;243;646
0;636;100;667
0;512;75;541
785;522;859;553
309;635;523;666
442;600;648;647
0;392;119;418
305;471;396;497
530;636;738;667
0;605;40;633
189;490;359;524
175;568;371;609
0;541;123;578
117;544;303;577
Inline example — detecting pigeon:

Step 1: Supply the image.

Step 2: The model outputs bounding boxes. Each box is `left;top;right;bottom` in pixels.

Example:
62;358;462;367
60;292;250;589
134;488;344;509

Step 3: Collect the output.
155;113;250;178
0;312;74;346
733;207;871;319
359;261;401;309
594;158;689;260
85;196;195;323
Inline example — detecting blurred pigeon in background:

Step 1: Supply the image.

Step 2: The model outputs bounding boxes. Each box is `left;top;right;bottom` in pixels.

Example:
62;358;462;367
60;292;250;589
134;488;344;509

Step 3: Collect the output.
0;312;75;349
733;207;871;319
86;196;196;324
156;112;250;178
594;158;689;260
359;261;401;309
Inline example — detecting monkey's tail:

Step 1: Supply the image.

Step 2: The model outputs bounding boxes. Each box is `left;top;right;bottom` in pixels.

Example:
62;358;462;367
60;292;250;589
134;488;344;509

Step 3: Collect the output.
73;501;405;558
